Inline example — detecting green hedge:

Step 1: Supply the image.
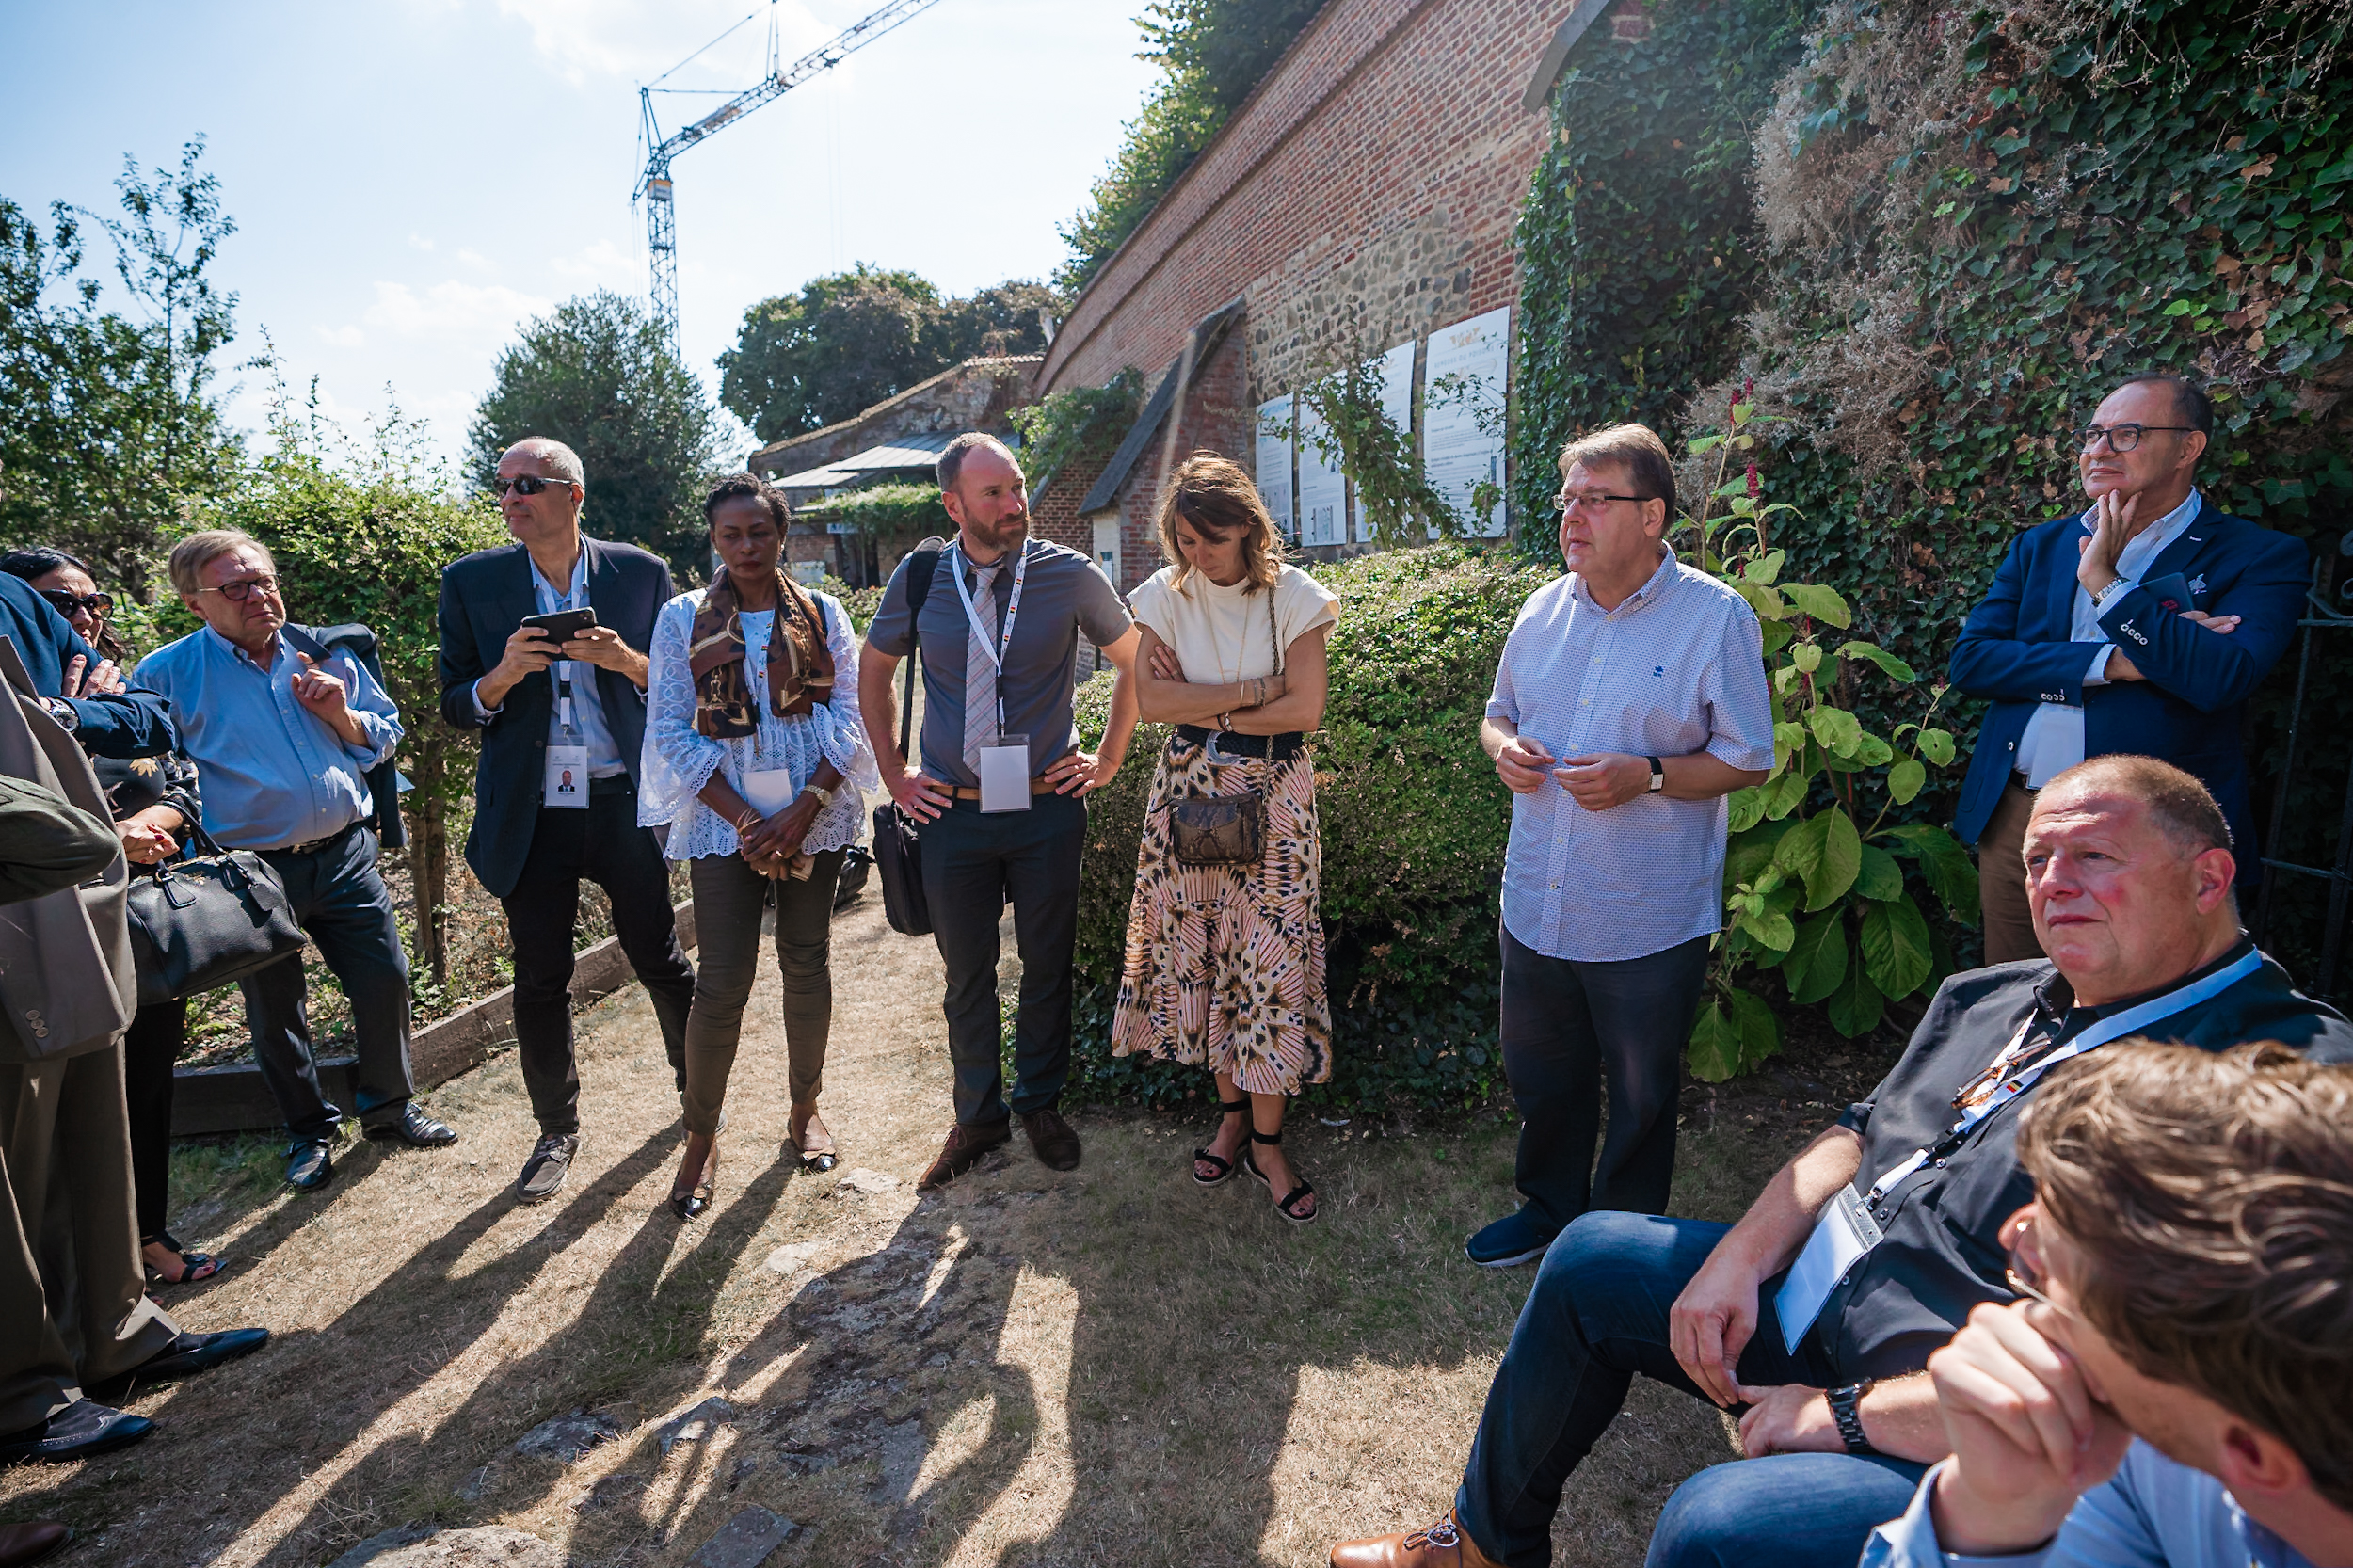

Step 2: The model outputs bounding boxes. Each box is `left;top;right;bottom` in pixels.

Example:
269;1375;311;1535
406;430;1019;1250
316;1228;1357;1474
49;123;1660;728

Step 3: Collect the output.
1063;544;1557;1115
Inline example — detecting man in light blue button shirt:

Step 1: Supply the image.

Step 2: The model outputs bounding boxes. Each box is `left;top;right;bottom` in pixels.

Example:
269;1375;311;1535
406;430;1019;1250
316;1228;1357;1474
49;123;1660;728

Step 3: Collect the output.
1470;424;1773;1268
136;530;456;1190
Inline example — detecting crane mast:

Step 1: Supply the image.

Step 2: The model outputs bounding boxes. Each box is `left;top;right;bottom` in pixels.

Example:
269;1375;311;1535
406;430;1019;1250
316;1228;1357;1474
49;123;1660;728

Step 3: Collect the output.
634;0;945;344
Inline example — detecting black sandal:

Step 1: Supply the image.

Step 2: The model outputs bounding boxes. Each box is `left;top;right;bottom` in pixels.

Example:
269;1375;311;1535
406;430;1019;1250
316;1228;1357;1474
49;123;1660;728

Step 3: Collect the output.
1193;1098;1250;1187
142;1231;222;1287
1242;1128;1318;1224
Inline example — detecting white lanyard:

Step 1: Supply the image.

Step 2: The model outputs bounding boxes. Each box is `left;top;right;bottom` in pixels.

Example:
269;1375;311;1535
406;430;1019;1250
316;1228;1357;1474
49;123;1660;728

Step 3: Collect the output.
951;539;1030;729
547;559;587;735
1865;946;2265;1201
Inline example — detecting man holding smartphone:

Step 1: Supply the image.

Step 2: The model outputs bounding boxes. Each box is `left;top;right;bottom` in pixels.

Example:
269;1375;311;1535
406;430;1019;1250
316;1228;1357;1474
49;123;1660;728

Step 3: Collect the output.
438;437;696;1204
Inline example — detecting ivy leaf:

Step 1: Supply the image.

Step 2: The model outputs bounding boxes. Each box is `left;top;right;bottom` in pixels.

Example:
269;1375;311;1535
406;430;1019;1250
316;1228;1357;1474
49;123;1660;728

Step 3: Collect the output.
1916;728;1957;766
1784;910;1849;1003
1826;961;1885;1038
1744;550;1786;584
1861;892;1935;999
1729;987;1782;1071
1881;824;1980;929
1856;843;1905;901
2163;298;2199;316
1888;756;1928;803
1727;785;1769;833
1782;582;1852;627
1836;639;1916;682
1688;1000;1746;1082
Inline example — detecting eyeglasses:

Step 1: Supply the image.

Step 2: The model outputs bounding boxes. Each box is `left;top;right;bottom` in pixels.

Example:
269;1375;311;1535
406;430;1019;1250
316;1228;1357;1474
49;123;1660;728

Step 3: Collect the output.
494;474;577;498
39;588;112;616
1555;489;1654;514
2074;423;2196;454
2004;1212;2082;1327
192;574;280;603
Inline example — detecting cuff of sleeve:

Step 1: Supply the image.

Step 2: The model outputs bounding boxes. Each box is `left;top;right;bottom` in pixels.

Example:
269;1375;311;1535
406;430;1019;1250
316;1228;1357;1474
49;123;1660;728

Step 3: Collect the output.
2081;642;2113;688
472;679;501;723
1483;700;1518;722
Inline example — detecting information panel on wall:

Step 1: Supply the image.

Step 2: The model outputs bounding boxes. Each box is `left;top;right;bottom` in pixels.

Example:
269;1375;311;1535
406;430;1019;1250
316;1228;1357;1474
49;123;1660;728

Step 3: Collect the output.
1357;340;1417;544
1424;306;1511;538
1297;397;1349;548
1256;394;1296;540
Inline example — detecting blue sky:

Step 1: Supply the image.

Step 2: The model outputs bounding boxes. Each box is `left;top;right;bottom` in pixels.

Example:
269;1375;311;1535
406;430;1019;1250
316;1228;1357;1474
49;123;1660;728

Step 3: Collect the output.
0;1;1158;470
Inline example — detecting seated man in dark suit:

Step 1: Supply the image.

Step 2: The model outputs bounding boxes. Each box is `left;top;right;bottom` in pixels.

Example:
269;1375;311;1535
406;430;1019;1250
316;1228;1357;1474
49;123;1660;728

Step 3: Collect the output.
1949;372;2307;963
1326;756;2353;1568
438;437;696;1204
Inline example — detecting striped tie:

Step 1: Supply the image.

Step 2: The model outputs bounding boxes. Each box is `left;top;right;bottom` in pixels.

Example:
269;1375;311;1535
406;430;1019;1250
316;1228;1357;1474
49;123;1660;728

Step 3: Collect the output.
962;558;1002;776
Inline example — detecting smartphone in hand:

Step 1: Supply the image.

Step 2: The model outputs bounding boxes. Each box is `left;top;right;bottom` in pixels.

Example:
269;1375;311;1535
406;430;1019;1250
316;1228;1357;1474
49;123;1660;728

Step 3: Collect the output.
520;608;598;643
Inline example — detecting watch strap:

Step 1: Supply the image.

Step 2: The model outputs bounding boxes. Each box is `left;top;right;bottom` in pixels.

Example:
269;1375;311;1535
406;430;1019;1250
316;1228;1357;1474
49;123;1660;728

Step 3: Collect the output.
1645;755;1665;792
1828;1381;1876;1455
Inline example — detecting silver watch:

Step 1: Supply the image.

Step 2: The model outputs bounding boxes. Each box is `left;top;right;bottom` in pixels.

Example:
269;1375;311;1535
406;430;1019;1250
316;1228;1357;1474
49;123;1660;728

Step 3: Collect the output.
40;696;78;732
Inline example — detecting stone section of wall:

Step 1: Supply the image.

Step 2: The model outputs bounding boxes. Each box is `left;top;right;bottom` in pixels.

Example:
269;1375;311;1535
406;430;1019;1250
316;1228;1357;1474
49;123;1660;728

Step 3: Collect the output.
1035;0;1556;408
749;357;1040;479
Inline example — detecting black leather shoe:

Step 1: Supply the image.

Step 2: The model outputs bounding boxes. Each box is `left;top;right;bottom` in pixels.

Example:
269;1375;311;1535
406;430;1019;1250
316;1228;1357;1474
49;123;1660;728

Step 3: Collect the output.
84;1328;269;1403
285;1138;334;1191
0;1400;152;1465
365;1104;457;1147
0;1521;72;1565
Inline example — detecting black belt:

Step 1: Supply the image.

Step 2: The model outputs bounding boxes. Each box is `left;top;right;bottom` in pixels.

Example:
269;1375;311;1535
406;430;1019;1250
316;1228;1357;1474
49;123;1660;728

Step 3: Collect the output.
273;820;362;857
1172;726;1305;761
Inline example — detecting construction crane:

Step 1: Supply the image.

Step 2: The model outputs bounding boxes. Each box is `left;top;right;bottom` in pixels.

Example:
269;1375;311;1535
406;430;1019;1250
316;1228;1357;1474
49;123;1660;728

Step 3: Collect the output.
633;0;945;344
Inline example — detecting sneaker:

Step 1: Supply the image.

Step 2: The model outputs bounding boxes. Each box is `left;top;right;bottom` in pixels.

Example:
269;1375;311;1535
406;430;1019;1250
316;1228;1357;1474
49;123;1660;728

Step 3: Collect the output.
1465;1208;1556;1269
517;1132;580;1205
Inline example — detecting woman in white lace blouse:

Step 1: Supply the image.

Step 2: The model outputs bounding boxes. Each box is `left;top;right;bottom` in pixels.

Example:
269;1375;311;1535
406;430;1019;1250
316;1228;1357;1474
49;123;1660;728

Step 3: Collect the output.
639;474;877;1217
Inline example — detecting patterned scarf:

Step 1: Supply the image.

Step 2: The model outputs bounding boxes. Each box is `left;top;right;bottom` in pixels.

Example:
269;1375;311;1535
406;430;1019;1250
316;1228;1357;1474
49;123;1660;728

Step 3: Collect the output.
688;568;834;739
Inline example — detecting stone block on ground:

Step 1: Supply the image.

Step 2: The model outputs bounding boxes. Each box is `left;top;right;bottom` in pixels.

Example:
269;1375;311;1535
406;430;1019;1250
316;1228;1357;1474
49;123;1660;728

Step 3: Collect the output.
656;1395;737;1455
513;1410;624;1463
690;1506;799;1568
872;1417;923;1500
833;1166;900;1195
329;1525;571;1568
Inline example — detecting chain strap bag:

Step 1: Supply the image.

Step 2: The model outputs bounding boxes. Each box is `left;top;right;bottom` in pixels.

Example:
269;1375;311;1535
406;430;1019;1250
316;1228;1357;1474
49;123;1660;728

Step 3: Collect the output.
1169;589;1282;868
124;816;308;1006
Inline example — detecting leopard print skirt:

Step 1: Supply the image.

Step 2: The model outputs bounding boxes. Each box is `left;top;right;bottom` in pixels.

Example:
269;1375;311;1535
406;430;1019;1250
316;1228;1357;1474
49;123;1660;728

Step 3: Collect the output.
1111;733;1332;1095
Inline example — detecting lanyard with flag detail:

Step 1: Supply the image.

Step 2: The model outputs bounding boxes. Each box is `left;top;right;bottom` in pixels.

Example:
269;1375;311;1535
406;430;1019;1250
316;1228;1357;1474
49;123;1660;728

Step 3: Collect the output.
950;538;1030;731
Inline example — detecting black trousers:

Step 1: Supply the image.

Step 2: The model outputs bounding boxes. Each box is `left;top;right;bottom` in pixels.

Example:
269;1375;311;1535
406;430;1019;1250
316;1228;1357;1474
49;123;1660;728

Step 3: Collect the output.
500;780;696;1135
919;792;1085;1128
1498;924;1710;1233
121;997;189;1240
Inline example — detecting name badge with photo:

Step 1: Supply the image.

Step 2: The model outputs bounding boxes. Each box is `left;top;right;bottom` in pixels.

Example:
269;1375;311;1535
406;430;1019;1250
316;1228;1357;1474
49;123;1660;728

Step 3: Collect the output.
979;733;1032;813
544;744;590;809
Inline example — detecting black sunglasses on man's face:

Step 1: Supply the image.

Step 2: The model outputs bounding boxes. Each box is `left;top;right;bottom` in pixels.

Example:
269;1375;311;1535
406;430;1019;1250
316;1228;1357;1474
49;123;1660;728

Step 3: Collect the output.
494;474;575;498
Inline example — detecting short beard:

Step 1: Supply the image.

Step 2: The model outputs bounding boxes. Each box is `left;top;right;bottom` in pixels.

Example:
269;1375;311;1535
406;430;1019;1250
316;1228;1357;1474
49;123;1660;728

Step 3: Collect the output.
978;511;1031;552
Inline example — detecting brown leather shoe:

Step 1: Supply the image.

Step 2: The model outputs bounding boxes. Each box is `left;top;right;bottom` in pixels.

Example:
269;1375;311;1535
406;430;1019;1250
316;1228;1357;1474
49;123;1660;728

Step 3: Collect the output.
1330;1512;1503;1568
0;1521;72;1568
1020;1106;1082;1171
917;1118;1012;1191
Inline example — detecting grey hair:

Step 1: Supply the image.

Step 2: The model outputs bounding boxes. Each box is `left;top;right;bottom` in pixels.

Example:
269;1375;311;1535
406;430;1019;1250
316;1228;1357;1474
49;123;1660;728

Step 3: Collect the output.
505;437;585;486
168;529;275;600
936;432;1016;494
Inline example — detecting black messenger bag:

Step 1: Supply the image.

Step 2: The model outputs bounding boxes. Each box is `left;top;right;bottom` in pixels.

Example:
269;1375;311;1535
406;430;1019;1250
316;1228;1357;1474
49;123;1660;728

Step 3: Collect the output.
873;539;946;937
125;819;308;1005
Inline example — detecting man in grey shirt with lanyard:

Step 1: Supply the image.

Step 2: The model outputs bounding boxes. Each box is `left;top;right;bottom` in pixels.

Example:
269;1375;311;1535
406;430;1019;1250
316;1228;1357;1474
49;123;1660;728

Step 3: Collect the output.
861;434;1141;1192
1328;753;2353;1568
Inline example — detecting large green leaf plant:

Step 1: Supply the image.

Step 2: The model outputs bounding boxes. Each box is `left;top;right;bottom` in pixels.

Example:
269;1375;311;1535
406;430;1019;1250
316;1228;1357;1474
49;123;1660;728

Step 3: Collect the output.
1681;398;1979;1080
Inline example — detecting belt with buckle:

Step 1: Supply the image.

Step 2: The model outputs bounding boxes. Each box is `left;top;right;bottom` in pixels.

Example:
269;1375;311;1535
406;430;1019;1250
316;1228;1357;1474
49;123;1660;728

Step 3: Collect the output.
1173;726;1306;762
949;776;1064;801
277;821;360;856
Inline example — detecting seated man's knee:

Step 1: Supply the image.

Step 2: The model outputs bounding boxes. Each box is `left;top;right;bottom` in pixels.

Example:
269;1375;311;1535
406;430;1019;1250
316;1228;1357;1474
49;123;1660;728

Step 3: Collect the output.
1643;1464;1752;1568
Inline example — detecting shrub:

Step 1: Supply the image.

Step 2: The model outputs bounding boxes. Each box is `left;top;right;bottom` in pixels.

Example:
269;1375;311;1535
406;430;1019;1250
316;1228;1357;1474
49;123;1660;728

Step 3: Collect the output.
1066;542;1556;1116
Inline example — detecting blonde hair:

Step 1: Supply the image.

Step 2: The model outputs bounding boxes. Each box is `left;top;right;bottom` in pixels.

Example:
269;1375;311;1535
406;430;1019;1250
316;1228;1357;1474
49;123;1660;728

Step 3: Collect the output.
168;530;274;600
1156;452;1283;593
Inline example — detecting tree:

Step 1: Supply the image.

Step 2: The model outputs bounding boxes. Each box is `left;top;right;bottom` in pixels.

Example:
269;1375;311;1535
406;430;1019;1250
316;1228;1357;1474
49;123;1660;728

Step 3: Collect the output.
468;290;719;580
0;139;245;602
716;267;1060;444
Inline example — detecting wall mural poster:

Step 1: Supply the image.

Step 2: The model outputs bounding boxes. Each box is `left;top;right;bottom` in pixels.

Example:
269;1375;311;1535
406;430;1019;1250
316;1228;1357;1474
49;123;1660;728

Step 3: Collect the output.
1256;393;1297;540
1359;340;1417;544
1424;305;1511;538
1297;396;1348;548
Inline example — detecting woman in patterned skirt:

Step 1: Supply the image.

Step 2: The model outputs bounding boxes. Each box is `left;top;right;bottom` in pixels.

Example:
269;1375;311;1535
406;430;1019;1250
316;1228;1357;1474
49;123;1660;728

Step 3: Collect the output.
1113;454;1337;1224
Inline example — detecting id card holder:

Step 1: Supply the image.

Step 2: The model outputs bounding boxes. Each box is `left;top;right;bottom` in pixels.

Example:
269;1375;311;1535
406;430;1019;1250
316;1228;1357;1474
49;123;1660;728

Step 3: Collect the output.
544;744;590;808
978;733;1032;813
738;769;797;819
1773;1183;1884;1354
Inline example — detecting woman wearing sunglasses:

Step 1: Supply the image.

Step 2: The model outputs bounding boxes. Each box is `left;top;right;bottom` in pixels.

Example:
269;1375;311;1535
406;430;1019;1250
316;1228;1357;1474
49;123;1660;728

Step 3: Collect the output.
0;548;219;1287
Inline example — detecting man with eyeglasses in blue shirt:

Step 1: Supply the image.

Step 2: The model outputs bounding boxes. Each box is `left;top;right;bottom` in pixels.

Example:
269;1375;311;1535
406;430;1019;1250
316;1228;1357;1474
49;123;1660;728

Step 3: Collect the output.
135;530;456;1191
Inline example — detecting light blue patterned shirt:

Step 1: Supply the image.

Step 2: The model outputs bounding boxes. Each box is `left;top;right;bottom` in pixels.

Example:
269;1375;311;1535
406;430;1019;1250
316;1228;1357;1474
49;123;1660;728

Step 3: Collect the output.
1485;549;1775;963
471;543;625;777
135;625;403;851
1863;1447;2317;1568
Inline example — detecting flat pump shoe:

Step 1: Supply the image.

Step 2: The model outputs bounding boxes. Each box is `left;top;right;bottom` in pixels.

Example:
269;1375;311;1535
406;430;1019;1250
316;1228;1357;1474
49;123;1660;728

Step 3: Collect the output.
788;1104;838;1174
669;1140;718;1220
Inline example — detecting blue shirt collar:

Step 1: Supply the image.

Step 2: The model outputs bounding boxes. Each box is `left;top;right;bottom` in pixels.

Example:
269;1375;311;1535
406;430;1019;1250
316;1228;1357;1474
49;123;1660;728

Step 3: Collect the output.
530;539;590;603
201;621;285;672
1571;544;1679;616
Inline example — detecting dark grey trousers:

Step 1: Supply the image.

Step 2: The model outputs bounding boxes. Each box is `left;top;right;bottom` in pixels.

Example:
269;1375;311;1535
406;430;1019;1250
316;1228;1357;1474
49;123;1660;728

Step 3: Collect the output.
681;846;844;1135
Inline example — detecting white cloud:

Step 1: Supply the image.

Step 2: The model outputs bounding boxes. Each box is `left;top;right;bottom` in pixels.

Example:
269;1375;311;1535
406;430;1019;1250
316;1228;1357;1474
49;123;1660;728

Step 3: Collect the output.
456;247;495;271
315;324;367;348
408;233;436;251
363;278;552;343
549;236;639;288
493;0;835;85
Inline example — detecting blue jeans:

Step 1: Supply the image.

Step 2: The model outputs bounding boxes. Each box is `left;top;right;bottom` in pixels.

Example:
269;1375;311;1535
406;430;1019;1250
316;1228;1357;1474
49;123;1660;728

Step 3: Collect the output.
1455;1211;1927;1568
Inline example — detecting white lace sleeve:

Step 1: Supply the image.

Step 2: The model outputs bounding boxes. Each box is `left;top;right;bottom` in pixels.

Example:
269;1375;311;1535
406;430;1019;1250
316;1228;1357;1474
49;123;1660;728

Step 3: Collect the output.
811;593;880;793
636;593;724;830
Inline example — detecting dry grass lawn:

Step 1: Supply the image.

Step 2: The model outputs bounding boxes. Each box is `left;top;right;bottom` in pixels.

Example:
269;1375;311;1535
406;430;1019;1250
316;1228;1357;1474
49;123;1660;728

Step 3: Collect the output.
1;891;1870;1567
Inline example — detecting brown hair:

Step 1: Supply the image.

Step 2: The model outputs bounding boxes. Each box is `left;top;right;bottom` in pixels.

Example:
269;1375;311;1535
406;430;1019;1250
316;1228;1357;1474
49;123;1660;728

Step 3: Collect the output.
1156;452;1284;593
2019;1042;2353;1511
2040;754;2233;855
168;529;274;601
1558;423;1677;521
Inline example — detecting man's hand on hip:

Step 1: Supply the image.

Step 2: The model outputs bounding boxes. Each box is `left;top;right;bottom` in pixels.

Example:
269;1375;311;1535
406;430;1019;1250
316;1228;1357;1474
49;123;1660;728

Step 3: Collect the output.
885;763;952;823
1737;1385;1841;1457
1558;752;1649;811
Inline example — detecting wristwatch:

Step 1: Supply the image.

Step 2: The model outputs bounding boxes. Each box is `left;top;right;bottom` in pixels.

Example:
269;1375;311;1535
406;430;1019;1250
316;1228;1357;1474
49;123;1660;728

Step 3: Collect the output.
2090;577;2131;612
1645;755;1665;793
1827;1380;1877;1455
39;696;78;733
801;783;835;808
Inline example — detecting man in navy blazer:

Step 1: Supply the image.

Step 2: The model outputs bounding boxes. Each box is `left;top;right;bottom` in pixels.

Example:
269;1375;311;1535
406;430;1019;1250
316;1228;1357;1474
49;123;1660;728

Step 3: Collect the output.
1950;373;2307;962
438;438;696;1204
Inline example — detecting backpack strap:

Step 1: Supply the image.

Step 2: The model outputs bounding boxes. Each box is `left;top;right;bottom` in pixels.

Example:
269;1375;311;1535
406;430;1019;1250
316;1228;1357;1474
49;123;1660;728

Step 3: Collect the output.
897;538;948;761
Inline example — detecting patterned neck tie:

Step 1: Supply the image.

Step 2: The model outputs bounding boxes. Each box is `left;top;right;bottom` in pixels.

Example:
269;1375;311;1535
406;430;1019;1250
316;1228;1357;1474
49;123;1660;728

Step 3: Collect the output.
962;557;1002;776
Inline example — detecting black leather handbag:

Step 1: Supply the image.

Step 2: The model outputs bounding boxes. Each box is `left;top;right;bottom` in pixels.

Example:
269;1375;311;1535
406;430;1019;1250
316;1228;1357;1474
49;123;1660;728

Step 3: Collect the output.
1170;591;1282;868
124;820;308;1006
873;541;947;937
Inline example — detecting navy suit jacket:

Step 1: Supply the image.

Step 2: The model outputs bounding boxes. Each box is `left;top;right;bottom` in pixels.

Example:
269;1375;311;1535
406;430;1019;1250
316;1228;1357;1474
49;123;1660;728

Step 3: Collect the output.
436;536;676;899
0;572;172;759
1948;503;2308;879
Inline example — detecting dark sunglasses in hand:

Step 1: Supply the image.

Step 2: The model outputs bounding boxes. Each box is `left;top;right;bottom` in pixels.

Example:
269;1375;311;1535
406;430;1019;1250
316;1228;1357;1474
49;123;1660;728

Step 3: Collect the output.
40;587;113;616
494;474;576;498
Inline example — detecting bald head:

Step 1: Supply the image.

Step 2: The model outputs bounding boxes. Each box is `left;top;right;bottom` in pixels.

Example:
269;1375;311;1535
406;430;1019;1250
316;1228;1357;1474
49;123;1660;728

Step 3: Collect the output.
505;438;584;486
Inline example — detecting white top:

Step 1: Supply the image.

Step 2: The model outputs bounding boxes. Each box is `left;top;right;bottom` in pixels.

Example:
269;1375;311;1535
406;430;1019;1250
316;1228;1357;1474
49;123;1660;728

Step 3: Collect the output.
1127;561;1337;680
1484;551;1776;964
637;588;878;861
2015;489;2203;788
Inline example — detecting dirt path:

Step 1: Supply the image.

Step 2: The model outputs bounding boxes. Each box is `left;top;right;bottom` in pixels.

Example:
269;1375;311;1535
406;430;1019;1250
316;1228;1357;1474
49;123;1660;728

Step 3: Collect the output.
2;892;1824;1567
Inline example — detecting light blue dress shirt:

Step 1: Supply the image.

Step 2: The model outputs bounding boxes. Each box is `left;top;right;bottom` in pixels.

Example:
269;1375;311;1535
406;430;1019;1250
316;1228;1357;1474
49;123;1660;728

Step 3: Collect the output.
1485;550;1777;963
134;625;403;851
1863;1446;2315;1568
472;545;626;777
